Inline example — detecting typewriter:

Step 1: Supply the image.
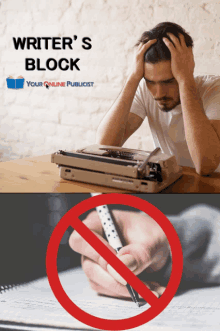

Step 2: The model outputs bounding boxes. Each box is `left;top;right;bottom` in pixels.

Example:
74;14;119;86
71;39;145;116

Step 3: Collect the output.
51;144;182;192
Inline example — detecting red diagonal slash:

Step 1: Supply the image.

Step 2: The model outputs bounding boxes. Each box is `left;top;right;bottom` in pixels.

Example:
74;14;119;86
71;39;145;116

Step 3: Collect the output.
71;216;159;306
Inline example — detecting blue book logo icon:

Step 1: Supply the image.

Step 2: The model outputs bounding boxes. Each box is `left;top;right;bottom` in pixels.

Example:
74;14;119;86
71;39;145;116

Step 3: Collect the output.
6;76;25;89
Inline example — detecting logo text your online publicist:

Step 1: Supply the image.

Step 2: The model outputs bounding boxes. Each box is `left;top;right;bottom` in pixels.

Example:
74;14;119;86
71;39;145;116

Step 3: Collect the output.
26;81;94;87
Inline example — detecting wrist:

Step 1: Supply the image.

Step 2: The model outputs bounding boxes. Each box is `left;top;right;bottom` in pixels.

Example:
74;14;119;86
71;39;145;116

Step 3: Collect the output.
128;72;143;85
178;75;195;88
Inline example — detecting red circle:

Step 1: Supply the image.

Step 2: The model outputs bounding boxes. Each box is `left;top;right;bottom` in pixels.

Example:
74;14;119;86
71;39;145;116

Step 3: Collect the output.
46;194;183;331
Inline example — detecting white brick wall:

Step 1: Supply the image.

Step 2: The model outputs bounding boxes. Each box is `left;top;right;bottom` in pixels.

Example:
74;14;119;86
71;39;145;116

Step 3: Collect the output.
0;0;220;161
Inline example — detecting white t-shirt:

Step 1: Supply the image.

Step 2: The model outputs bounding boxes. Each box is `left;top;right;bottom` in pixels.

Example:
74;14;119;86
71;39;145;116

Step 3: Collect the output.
130;75;220;170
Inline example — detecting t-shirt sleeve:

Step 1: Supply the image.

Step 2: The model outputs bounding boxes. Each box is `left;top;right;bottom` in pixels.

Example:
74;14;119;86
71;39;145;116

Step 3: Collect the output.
130;81;147;120
199;76;220;120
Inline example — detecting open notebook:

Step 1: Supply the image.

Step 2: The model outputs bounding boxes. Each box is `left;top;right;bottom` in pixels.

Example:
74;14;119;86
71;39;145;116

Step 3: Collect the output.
0;267;220;331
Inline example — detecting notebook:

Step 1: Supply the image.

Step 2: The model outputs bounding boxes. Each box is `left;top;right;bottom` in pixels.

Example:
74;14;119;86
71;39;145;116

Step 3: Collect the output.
0;267;220;331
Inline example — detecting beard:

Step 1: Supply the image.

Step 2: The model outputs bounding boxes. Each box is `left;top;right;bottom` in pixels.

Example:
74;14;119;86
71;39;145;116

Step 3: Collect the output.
156;97;181;112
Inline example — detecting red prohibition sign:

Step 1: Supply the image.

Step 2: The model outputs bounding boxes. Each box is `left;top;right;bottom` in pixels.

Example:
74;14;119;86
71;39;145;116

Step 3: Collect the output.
46;194;183;331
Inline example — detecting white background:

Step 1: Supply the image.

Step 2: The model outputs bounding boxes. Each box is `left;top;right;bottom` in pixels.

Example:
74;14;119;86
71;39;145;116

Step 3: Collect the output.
0;0;220;160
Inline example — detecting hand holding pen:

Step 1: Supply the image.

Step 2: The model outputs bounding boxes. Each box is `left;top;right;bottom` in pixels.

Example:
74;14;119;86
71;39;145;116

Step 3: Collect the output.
69;204;167;301
90;193;140;306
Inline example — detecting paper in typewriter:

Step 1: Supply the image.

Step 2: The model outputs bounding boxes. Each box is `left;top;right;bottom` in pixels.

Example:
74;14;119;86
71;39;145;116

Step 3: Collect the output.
0;267;220;331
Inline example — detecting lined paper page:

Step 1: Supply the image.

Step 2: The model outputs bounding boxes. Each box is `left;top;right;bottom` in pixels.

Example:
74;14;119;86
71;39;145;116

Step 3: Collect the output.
0;267;220;330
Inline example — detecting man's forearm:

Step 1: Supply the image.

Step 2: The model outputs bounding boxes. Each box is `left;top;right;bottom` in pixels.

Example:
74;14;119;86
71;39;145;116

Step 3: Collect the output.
179;78;220;175
96;74;140;146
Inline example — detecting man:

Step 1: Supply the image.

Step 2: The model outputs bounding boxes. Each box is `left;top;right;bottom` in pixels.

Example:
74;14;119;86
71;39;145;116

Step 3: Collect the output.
69;205;220;299
96;22;220;175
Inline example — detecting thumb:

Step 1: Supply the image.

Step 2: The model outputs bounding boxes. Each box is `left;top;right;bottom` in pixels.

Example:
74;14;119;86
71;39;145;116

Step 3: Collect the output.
107;243;153;285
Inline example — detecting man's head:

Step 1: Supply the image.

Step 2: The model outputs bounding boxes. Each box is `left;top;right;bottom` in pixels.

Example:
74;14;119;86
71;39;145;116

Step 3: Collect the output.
136;22;194;112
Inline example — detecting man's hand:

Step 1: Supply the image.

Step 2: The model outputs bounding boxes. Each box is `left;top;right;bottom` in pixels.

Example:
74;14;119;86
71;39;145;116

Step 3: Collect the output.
96;39;157;146
130;39;157;81
69;210;169;299
163;33;220;175
163;33;195;84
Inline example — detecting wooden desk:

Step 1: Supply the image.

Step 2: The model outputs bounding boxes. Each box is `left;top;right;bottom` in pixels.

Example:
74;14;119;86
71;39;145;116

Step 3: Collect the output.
0;154;219;193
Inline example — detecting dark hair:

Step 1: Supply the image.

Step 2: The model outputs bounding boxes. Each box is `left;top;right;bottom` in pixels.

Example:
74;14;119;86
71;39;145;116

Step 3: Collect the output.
136;22;193;63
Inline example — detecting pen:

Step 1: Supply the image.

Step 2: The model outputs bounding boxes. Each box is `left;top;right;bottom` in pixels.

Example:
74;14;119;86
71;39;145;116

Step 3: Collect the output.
91;193;140;307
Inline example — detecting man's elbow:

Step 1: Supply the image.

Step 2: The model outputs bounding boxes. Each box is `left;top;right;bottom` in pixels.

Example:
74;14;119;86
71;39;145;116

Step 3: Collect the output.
95;135;119;146
95;130;123;147
95;130;109;145
196;167;213;176
195;156;220;176
95;135;106;145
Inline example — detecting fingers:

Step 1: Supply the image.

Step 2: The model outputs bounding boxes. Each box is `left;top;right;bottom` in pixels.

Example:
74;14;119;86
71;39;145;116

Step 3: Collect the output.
146;282;166;297
106;243;156;286
106;240;169;285
82;256;130;297
178;33;187;47
83;256;164;299
137;39;157;54
69;210;136;270
163;33;186;52
116;242;154;275
70;209;168;300
69;211;116;270
163;35;176;52
167;33;181;49
107;254;138;285
155;284;166;296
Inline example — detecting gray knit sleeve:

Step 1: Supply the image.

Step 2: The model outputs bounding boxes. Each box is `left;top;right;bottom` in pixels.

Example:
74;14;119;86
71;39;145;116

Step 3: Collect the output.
161;204;220;290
